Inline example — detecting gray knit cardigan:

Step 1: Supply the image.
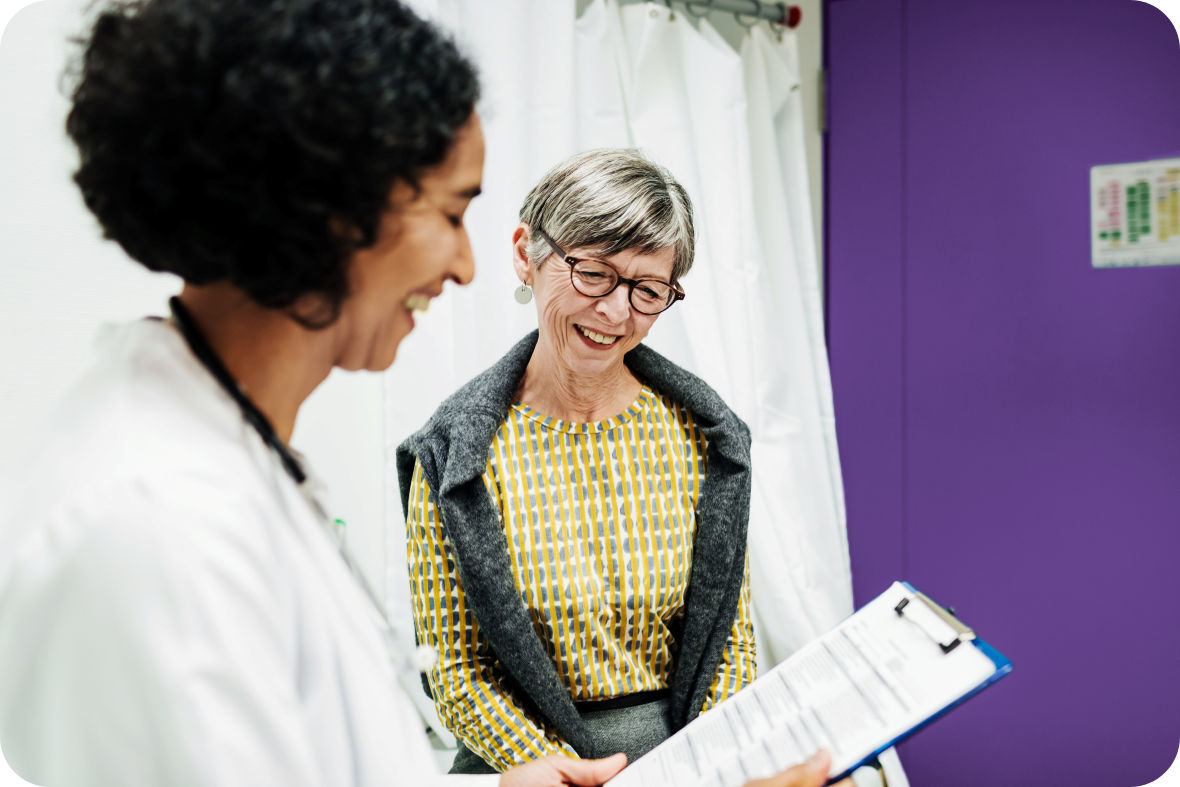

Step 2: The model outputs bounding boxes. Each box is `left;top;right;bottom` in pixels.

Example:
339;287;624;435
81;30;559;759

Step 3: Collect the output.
396;331;752;759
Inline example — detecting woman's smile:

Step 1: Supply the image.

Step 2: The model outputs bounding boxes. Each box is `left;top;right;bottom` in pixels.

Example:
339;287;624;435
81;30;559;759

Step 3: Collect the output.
574;324;621;347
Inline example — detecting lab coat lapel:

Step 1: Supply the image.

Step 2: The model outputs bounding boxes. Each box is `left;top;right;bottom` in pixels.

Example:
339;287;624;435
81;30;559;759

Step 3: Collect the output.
274;463;393;680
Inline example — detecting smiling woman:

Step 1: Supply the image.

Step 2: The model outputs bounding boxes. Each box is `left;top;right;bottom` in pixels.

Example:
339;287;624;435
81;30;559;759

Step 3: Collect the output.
335;115;485;372
398;148;759;774
0;0;632;785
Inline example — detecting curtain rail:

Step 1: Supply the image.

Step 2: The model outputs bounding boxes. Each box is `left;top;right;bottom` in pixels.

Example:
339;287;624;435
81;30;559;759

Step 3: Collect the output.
665;0;802;28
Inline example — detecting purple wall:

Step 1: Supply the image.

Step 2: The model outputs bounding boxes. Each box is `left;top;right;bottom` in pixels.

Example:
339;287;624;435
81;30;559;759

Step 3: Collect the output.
826;1;1180;784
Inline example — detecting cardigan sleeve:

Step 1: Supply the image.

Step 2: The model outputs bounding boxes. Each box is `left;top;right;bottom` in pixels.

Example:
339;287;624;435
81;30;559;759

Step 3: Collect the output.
405;460;578;771
699;552;757;712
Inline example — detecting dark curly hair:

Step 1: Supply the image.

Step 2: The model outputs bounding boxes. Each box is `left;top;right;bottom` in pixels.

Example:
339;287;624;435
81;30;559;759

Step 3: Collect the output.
66;0;479;327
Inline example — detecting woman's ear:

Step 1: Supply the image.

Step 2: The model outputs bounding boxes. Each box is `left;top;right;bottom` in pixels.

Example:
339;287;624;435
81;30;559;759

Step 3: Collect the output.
511;223;533;284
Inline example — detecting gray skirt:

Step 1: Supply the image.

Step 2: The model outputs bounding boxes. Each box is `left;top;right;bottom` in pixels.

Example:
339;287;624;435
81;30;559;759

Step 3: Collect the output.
448;697;673;774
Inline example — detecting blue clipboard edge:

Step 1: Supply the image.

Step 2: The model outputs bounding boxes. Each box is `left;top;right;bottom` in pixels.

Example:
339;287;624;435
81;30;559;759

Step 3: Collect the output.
823;582;1014;785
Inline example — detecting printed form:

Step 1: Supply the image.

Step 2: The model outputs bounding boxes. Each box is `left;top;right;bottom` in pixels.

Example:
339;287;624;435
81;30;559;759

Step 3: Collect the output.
607;583;1000;787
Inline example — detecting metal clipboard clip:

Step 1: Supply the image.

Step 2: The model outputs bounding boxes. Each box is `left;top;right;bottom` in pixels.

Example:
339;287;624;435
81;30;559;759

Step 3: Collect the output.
894;590;976;654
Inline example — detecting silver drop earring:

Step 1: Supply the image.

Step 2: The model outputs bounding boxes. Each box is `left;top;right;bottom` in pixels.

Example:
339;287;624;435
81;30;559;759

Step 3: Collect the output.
514;284;533;304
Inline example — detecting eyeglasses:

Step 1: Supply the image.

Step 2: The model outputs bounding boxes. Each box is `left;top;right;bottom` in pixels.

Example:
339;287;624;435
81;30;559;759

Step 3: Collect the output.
534;228;685;315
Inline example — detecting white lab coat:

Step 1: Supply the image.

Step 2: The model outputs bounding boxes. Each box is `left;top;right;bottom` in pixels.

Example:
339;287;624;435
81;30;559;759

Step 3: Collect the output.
0;320;496;787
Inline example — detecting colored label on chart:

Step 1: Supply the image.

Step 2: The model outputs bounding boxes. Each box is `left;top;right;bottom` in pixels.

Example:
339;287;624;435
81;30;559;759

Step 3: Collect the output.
1091;156;1180;268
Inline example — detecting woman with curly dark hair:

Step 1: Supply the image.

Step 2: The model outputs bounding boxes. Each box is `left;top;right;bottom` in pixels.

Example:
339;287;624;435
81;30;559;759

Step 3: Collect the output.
0;0;637;785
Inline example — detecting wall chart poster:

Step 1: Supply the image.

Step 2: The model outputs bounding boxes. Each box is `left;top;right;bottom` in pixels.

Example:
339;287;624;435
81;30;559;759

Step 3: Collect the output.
1091;155;1180;268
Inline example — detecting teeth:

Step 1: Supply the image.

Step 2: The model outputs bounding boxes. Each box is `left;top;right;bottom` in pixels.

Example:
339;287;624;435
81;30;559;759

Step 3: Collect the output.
404;294;431;314
577;325;618;345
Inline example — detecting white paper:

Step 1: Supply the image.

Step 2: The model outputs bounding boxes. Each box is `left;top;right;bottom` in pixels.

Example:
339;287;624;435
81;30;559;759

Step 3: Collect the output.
607;583;999;787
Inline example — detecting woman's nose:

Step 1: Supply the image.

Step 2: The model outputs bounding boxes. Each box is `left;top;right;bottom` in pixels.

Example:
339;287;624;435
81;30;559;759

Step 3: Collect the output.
594;284;631;322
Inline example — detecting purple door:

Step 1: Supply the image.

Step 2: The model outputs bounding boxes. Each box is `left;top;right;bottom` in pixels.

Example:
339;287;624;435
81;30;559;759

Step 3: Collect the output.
826;1;1180;784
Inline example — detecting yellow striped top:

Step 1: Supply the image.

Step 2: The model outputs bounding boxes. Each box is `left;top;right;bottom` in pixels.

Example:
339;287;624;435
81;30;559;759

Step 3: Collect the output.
406;384;756;771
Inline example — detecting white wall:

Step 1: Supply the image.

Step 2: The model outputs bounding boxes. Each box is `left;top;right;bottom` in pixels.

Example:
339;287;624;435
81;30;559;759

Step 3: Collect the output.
0;0;388;588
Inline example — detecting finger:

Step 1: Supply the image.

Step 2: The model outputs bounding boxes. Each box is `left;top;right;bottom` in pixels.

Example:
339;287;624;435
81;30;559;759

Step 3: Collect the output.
749;748;832;787
553;752;628;784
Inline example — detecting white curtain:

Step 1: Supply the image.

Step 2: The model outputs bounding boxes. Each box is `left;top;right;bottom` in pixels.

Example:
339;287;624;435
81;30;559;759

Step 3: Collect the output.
383;3;905;783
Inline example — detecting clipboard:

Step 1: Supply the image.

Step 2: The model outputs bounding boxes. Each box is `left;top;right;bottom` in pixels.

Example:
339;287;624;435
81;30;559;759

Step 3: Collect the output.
605;581;1013;787
824;582;1013;783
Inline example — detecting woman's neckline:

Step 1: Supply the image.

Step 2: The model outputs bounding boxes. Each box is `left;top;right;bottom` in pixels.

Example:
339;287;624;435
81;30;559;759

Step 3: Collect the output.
511;385;655;434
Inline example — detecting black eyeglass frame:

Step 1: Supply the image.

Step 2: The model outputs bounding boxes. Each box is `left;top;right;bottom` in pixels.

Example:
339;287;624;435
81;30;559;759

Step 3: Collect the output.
533;227;686;315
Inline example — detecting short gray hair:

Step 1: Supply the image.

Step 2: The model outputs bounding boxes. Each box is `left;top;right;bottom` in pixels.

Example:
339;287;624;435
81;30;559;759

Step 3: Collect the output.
519;149;695;283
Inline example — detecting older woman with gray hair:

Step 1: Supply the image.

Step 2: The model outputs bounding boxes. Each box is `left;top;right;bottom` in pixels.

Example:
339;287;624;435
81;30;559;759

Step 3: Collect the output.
398;149;757;774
